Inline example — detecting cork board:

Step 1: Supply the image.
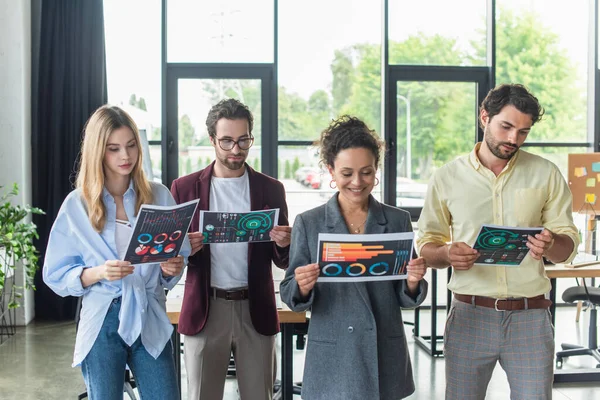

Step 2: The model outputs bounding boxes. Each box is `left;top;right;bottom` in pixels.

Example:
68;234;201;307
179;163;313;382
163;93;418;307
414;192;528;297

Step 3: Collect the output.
568;153;600;212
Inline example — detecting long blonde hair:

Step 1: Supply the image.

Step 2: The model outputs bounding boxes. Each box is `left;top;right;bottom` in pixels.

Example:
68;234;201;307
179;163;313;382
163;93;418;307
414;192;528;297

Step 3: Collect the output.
76;105;153;232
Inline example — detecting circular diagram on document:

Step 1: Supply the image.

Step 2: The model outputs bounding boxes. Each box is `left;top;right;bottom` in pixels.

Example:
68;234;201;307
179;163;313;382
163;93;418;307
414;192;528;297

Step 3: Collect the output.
322;263;342;276
476;228;519;249
238;212;274;233
164;243;176;253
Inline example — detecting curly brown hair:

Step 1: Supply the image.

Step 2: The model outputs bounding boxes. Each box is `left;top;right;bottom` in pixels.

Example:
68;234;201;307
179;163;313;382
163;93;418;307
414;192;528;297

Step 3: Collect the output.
205;98;254;139
479;84;545;129
318;115;385;169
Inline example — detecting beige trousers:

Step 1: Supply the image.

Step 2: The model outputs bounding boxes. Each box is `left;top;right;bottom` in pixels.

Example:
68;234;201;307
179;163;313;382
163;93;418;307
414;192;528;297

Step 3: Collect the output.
183;297;276;400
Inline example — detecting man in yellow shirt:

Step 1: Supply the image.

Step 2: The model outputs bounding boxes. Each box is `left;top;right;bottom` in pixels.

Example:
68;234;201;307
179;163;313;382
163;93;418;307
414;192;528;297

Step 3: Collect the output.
417;83;579;400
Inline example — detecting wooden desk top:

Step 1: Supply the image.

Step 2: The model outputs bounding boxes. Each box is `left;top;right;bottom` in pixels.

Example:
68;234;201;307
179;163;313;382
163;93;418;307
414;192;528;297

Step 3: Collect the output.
166;296;306;325
545;263;600;279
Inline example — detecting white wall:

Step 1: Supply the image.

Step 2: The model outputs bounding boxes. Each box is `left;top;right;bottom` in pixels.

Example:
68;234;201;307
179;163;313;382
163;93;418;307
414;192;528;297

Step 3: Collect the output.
0;0;34;325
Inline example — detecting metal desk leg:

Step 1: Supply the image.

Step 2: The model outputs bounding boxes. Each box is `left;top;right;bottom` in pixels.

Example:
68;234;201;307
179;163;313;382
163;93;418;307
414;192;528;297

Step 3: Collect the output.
413;268;446;356
171;324;181;398
281;323;294;400
549;278;557;326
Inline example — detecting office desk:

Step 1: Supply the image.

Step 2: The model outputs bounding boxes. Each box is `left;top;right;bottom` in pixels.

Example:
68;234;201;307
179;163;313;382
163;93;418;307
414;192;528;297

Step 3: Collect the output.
545;263;600;383
166;297;306;400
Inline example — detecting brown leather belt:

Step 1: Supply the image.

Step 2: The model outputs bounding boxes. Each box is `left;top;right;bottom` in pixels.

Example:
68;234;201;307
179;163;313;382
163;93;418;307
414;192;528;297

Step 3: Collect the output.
454;294;552;311
211;287;249;301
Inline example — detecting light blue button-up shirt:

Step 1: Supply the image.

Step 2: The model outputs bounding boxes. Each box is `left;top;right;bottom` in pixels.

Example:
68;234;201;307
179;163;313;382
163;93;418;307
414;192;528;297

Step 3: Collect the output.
43;181;191;367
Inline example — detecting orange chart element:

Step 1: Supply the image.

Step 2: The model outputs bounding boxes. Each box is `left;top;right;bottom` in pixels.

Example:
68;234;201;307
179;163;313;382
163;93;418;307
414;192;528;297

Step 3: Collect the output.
322;242;394;262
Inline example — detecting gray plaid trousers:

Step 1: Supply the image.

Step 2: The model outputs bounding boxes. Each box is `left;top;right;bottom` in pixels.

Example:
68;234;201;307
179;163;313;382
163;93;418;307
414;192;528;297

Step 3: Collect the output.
443;299;554;400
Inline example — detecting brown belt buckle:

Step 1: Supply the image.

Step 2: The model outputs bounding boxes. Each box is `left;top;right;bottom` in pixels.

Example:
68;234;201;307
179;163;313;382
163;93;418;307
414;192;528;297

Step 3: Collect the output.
494;298;502;311
495;298;528;311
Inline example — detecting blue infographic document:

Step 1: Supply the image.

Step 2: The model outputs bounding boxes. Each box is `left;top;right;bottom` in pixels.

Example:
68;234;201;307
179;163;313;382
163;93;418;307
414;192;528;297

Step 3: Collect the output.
473;224;543;266
199;208;280;244
123;199;199;265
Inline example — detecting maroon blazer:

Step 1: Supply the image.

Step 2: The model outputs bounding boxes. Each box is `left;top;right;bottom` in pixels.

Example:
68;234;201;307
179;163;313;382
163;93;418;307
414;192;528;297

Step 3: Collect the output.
170;162;290;336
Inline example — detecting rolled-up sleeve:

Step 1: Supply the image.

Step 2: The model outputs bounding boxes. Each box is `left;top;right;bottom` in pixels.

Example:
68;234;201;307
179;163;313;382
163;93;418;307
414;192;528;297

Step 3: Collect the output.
416;172;452;254
43;226;89;297
396;279;428;308
543;167;580;263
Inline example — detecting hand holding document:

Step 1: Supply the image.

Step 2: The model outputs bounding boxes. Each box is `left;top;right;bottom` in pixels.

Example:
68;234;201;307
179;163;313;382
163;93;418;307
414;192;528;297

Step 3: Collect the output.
472;224;543;266
123;199;199;265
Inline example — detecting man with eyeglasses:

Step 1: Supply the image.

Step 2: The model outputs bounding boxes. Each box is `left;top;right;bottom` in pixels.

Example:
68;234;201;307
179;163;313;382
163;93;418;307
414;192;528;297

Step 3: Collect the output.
171;98;292;400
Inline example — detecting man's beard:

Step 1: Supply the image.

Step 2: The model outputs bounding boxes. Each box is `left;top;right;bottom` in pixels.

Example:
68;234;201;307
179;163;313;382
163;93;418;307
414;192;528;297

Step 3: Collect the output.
219;153;246;170
485;131;519;160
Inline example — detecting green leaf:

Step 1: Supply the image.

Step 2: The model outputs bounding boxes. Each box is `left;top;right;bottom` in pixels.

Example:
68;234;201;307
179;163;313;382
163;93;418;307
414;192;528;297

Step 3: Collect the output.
0;183;44;309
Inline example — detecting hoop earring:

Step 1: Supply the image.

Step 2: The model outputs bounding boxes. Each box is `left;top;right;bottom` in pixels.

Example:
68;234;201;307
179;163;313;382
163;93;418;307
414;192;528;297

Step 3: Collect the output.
374;177;380;187
329;180;337;189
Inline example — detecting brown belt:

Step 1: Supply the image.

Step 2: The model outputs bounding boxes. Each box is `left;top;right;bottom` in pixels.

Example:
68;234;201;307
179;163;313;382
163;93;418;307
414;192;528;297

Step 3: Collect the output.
454;294;552;311
211;287;249;301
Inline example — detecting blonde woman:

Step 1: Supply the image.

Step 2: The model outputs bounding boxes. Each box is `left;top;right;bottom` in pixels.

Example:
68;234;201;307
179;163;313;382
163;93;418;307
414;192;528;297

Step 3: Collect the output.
43;105;190;400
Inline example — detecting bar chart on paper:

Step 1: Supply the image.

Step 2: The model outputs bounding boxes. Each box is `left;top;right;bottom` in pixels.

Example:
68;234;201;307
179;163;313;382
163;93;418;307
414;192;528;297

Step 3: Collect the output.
317;232;414;282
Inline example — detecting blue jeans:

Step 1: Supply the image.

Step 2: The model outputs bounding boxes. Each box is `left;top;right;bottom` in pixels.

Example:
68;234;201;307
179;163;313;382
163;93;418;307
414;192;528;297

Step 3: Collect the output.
81;297;179;400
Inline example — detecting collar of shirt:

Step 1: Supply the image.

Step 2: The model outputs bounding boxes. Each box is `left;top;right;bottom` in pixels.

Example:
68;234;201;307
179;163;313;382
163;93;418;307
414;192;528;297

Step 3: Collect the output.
468;142;519;176
102;179;135;201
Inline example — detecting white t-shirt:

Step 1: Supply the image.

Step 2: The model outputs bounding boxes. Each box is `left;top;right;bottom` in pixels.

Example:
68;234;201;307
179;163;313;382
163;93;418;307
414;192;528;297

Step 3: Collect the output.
115;219;132;260
209;170;251;289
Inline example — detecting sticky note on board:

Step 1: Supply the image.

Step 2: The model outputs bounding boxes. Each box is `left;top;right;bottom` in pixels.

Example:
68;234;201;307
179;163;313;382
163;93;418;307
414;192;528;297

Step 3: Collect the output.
586;193;597;204
575;167;588;177
597;174;600;182
592;162;600;172
587;178;596;187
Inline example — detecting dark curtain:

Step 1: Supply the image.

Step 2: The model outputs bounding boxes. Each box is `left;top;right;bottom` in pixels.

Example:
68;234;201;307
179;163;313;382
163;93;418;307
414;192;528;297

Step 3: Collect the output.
32;0;108;320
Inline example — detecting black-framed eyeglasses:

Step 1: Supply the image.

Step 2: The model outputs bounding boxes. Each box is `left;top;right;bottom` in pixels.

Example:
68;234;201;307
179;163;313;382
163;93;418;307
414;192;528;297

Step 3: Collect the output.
215;136;254;151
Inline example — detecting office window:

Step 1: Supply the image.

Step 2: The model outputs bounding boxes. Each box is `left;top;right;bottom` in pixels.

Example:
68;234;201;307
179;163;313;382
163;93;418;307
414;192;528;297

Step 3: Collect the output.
388;0;487;66
176;79;262;178
278;0;382;141
167;0;273;63
495;1;589;144
278;0;383;218
104;0;162;180
395;80;477;208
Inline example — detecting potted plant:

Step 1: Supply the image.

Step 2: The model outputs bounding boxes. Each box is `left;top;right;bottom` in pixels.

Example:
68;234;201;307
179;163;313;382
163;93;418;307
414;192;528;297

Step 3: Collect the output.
0;183;44;341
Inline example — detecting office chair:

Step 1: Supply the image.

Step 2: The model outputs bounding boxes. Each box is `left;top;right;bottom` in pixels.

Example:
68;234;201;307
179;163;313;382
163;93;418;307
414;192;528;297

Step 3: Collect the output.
555;281;600;368
75;297;138;400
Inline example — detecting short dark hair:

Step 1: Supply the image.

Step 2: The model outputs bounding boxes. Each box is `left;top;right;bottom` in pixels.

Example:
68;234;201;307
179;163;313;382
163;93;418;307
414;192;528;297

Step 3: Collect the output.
479;84;545;129
318;115;385;168
205;98;254;138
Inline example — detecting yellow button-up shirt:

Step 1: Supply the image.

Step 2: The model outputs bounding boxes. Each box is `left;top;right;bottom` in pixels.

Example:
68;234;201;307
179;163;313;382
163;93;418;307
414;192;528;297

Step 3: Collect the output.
416;144;579;298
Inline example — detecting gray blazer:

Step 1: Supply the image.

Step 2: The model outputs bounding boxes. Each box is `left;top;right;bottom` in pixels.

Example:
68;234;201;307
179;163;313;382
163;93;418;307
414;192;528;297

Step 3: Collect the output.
280;194;428;400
